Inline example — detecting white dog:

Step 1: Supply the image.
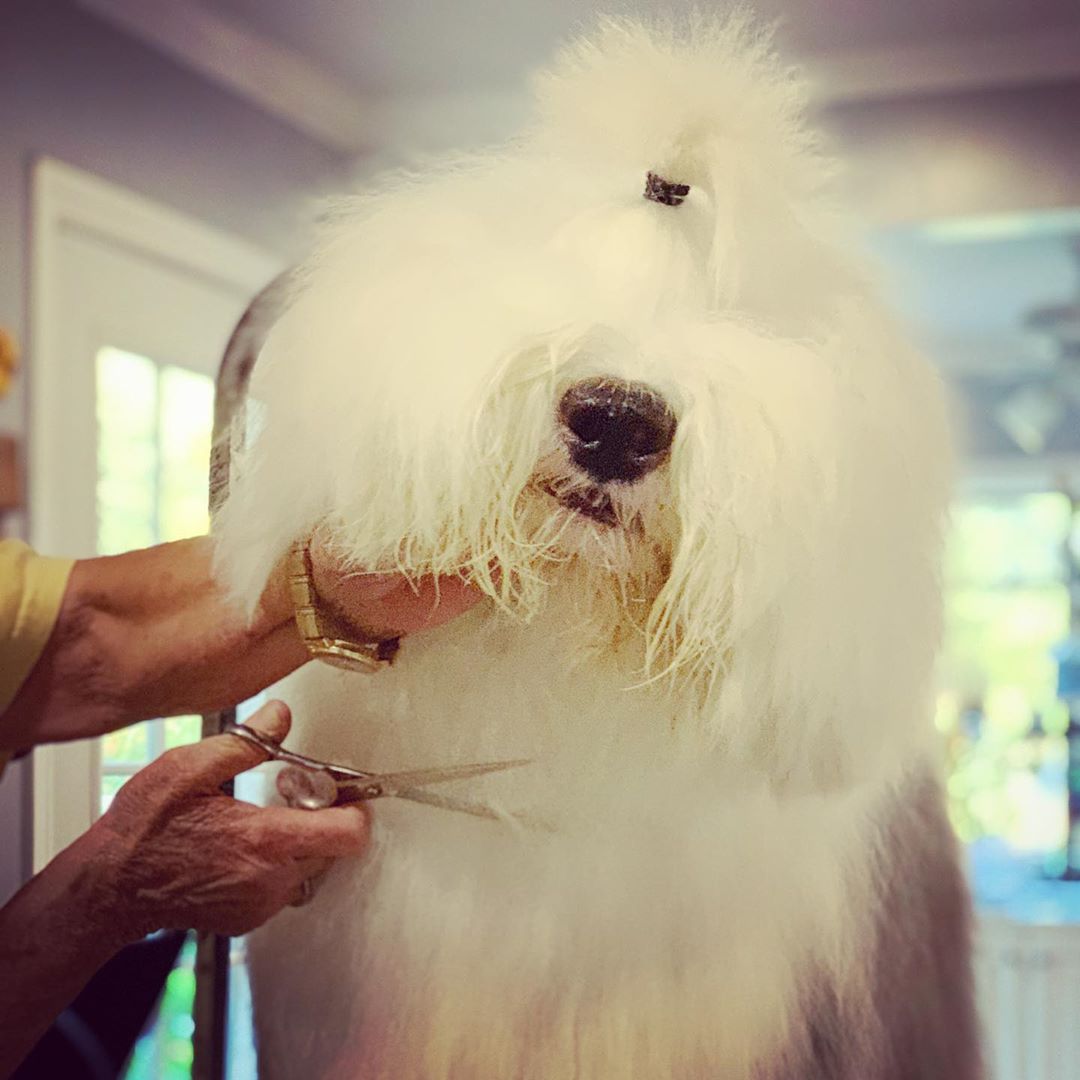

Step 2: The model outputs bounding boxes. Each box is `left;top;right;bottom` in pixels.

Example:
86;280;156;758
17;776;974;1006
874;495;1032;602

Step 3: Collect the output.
215;15;980;1079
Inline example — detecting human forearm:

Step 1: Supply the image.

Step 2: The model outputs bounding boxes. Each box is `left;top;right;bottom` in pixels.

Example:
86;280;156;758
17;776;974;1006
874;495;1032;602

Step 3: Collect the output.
73;536;305;723
0;702;371;1075
1;532;484;751
1;537;305;749
0;828;128;1076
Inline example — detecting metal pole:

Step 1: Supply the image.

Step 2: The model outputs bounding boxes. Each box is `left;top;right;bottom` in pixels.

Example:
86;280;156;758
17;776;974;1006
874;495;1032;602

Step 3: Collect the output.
191;275;291;1080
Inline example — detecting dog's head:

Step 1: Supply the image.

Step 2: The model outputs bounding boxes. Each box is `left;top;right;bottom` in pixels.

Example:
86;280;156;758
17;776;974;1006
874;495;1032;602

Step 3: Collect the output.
216;17;951;787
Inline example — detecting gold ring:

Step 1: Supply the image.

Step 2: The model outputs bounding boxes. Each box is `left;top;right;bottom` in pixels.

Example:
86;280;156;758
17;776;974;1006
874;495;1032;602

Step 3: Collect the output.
291;876;318;908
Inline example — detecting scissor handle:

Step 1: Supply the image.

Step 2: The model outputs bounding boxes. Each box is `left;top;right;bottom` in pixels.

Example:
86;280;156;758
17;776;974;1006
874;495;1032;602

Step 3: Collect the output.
225;724;343;811
224;721;283;758
276;764;340;810
224;721;375;782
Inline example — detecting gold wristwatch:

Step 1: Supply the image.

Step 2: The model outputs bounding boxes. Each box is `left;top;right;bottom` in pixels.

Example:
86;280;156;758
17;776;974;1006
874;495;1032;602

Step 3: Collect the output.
288;539;399;673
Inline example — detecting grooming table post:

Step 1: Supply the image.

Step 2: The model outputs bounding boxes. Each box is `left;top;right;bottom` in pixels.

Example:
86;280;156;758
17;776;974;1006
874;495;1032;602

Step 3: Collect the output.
192;279;286;1080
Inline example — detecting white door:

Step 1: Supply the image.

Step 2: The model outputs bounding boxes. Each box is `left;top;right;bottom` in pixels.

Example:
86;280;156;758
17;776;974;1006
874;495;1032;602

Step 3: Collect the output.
30;159;282;870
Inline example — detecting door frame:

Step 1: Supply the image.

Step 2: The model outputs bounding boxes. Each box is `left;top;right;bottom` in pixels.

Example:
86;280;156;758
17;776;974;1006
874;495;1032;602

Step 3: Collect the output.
29;158;282;870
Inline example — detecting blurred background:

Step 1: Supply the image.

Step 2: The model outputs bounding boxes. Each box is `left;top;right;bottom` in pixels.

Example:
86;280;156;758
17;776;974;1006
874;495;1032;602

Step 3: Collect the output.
3;0;1080;1076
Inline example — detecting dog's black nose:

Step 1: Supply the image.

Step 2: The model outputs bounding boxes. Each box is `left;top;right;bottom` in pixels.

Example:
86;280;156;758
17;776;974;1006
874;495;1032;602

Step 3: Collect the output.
558;378;676;484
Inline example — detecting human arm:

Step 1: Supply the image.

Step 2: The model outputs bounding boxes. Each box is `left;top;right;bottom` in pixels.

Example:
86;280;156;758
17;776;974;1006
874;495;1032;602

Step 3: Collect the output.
1;534;482;752
0;700;368;1076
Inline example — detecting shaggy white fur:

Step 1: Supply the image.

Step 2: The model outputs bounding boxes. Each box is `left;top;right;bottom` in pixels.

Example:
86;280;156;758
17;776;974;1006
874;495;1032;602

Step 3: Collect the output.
215;14;962;1080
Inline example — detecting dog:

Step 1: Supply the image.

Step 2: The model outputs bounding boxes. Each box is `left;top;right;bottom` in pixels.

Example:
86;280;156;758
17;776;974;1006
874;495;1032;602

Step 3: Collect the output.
214;15;981;1079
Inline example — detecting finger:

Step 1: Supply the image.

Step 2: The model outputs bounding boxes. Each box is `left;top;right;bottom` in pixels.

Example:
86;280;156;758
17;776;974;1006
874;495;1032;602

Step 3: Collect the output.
256;803;372;858
294;856;333;882
413;575;485;630
347;574;483;637
168;700;292;791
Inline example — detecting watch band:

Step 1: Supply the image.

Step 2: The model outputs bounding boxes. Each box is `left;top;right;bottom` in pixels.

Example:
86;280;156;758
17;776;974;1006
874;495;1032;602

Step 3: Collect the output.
287;539;399;673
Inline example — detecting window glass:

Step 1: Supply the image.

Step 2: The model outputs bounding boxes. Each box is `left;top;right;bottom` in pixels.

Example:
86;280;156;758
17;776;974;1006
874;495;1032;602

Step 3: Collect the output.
96;348;157;556
938;492;1074;864
160;365;213;542
95;348;214;815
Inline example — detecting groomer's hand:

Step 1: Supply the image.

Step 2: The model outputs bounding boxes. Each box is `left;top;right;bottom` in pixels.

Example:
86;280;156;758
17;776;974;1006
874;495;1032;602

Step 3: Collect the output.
4;535;487;751
307;534;484;639
87;699;369;940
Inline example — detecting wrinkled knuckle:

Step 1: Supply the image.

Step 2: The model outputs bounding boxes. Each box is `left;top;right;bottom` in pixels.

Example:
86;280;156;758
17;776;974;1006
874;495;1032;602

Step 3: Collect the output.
107;776;140;811
242;821;283;859
157;745;189;771
155;747;196;788
250;869;277;897
231;850;267;883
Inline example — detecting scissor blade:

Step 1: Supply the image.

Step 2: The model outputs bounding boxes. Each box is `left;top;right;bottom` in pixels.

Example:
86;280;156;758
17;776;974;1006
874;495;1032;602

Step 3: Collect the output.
394;787;553;832
372;757;534;794
394;787;503;819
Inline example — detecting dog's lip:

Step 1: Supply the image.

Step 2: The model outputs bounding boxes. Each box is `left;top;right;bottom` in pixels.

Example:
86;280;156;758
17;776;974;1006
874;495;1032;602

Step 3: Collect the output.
540;480;618;527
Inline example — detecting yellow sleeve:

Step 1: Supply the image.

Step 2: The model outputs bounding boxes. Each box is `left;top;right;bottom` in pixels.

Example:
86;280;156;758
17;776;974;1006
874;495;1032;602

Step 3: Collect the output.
0;540;75;715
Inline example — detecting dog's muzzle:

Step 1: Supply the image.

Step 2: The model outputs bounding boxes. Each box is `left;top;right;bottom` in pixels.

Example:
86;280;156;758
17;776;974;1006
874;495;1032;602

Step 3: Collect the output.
559;378;676;484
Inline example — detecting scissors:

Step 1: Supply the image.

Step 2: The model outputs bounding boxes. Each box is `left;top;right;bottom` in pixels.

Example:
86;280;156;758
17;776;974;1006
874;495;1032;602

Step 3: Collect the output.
225;720;534;824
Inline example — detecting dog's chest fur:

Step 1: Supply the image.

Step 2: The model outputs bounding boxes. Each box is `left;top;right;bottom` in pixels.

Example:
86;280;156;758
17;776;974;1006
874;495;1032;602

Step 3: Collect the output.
247;593;908;1080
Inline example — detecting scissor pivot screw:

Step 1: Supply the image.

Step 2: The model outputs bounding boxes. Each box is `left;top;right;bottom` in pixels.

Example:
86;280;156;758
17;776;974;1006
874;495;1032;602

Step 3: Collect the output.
276;765;339;811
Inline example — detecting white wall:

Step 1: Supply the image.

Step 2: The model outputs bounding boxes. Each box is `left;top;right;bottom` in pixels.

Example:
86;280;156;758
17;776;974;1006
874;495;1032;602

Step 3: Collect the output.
0;0;351;902
826;80;1080;225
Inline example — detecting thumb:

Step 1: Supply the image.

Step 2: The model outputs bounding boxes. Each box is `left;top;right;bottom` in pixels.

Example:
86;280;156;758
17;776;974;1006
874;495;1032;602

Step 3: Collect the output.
179;699;293;791
240;698;292;744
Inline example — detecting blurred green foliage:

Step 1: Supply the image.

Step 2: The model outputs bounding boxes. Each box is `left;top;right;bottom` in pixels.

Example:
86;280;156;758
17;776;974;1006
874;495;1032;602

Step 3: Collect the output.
938;492;1074;850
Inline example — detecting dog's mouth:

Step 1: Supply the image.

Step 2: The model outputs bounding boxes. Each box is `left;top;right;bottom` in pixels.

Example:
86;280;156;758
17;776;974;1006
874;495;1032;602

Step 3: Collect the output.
540;480;618;527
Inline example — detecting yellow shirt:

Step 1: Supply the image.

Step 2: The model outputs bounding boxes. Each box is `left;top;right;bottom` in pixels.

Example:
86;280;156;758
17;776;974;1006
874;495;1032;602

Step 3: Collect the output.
1;540;75;770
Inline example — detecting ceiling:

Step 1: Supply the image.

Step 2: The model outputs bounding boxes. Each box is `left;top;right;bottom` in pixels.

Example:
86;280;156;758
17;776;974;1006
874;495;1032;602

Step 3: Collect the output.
200;0;1080;99
82;0;1080;158
75;0;1080;460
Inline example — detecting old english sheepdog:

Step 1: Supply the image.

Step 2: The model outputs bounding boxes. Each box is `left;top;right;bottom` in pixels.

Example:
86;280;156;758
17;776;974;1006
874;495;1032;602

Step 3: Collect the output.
214;15;981;1080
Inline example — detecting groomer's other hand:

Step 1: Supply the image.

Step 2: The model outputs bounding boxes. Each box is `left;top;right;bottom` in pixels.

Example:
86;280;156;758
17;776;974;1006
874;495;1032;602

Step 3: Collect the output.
307;534;485;640
88;700;369;941
6;534;488;752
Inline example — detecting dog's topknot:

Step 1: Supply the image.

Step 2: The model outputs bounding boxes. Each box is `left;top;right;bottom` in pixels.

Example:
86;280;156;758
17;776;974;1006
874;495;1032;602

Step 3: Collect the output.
643;172;691;206
531;14;827;197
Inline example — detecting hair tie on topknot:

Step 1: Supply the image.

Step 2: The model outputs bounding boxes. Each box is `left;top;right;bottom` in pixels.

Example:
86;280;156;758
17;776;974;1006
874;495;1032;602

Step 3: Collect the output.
644;172;691;207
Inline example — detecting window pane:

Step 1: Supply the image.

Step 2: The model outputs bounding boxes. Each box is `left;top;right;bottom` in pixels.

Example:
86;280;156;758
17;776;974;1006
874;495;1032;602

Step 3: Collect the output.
96;347;158;555
102;723;149;766
938;494;1073;856
96;352;215;808
164;715;202;750
941;586;1068;726
159;365;213;542
100;773;131;815
945;492;1070;588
